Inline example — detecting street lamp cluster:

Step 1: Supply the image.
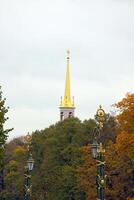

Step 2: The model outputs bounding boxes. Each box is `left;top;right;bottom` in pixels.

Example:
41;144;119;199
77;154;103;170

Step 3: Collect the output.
91;106;108;200
0;105;108;199
24;133;35;200
22;107;107;200
23;106;107;200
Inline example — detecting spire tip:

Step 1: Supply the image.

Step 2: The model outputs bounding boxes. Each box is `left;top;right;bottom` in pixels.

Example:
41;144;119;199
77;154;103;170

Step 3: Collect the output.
67;49;70;60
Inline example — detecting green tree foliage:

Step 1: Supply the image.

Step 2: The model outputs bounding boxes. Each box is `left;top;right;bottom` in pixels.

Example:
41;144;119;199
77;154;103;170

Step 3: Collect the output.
0;86;13;196
1;136;27;200
31;118;94;200
0;86;13;163
2;118;96;200
2;95;133;200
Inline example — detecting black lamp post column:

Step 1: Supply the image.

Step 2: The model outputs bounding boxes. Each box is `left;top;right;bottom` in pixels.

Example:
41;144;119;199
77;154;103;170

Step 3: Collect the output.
96;143;106;200
24;133;34;200
91;106;107;200
24;167;31;200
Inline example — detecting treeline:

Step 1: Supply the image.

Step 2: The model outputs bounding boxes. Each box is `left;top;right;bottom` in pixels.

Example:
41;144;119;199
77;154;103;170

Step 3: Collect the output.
0;93;134;200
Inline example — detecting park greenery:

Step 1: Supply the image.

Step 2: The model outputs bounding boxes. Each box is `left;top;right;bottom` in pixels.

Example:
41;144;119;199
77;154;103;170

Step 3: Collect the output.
0;88;134;200
0;87;13;194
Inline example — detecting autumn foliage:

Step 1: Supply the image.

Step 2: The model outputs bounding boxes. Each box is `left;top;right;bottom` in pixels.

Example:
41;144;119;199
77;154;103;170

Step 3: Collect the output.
115;93;134;133
0;93;134;200
77;93;134;200
76;145;96;199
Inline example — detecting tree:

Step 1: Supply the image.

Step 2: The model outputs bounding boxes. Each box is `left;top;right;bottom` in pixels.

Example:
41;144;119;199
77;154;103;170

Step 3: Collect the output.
76;145;96;199
31;118;92;200
114;93;134;198
115;93;134;134
76;105;133;200
1;137;27;200
2;94;134;200
0;86;13;193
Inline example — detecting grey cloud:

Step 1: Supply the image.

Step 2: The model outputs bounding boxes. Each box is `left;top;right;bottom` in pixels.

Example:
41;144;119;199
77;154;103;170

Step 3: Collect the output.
0;0;134;139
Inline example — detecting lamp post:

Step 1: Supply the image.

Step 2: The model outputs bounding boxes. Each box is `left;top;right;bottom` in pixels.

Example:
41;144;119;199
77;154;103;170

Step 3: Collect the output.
24;133;34;200
91;106;107;200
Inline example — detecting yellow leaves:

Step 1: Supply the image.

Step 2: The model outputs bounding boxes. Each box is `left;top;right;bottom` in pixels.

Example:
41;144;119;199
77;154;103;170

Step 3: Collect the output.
8;160;18;170
6;145;27;179
12;146;26;160
116;131;134;165
115;93;134;133
77;93;134;199
115;93;134;109
76;145;96;199
114;93;134;166
13;146;26;155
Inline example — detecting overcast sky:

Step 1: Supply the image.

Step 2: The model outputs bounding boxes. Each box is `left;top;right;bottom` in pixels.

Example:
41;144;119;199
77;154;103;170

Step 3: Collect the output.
0;0;134;140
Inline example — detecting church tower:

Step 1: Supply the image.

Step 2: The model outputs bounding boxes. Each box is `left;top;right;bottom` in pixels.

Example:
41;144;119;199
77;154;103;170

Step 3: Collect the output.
59;50;75;121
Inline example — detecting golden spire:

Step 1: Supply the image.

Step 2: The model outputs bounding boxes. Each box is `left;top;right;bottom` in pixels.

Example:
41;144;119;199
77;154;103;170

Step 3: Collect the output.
60;50;74;108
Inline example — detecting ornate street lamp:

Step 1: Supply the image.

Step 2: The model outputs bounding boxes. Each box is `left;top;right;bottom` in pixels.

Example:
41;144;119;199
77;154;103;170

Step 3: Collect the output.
24;133;34;200
91;106;107;200
27;153;34;172
91;138;99;159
